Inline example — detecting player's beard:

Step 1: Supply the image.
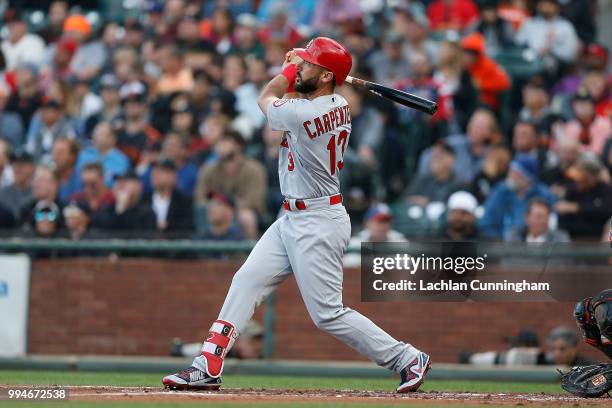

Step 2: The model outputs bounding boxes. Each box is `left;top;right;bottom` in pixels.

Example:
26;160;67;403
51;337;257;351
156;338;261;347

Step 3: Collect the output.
294;75;319;94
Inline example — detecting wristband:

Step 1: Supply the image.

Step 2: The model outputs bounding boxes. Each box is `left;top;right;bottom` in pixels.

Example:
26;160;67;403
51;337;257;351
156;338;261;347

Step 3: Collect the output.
281;64;297;93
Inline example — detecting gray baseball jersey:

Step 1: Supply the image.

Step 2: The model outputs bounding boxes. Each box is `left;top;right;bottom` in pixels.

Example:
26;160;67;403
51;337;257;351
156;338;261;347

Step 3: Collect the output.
192;94;421;375
267;94;351;199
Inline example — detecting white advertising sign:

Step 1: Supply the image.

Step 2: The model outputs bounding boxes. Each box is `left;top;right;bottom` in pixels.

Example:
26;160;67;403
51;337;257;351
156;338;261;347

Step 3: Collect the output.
0;255;31;356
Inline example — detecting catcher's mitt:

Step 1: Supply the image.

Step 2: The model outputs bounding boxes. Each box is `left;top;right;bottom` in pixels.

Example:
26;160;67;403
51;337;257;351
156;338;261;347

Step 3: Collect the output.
560;364;612;398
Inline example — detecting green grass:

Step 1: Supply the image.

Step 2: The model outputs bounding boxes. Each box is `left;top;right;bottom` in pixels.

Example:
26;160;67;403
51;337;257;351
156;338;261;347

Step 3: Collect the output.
0;369;564;393
0;403;535;408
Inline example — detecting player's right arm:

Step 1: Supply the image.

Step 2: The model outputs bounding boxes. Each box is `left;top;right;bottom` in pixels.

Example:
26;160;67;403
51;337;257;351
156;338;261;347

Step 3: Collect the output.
257;51;303;121
257;75;291;117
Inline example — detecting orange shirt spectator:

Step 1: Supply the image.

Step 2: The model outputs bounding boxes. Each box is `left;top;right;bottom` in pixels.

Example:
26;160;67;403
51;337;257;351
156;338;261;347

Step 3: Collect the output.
427;0;480;32
460;33;511;109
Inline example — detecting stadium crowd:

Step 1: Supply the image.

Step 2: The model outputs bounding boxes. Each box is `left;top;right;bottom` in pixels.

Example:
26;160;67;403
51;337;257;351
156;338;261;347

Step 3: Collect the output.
0;0;610;248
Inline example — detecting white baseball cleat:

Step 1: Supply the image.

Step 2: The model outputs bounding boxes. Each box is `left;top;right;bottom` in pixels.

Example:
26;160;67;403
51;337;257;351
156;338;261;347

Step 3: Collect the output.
162;366;222;391
396;352;431;393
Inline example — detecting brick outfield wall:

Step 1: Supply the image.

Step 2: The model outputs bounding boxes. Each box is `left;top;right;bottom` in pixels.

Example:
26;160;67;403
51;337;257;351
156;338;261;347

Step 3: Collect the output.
28;258;603;363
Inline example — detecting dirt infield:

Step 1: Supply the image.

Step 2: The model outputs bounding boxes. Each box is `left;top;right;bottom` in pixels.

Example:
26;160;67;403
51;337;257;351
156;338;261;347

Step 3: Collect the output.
3;385;610;406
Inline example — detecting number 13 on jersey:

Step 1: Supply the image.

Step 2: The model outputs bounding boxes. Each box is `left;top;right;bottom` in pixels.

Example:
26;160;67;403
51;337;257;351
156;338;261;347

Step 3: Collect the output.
326;130;348;175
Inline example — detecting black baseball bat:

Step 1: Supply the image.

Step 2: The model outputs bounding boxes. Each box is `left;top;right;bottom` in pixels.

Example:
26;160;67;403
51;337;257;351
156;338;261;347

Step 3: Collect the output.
345;76;438;116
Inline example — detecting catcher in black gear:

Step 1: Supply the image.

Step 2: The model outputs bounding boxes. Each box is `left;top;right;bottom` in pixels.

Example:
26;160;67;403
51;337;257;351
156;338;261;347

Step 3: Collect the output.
560;289;612;398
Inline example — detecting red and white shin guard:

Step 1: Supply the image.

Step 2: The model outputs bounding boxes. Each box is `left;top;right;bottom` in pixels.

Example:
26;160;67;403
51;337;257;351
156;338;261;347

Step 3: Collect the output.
200;320;237;378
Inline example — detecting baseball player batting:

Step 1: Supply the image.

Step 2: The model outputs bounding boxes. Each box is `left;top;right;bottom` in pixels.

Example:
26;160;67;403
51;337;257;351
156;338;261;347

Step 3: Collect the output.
162;37;431;393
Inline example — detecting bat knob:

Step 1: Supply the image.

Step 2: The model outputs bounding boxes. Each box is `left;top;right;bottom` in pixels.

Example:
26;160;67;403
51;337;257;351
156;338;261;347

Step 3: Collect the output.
428;103;438;116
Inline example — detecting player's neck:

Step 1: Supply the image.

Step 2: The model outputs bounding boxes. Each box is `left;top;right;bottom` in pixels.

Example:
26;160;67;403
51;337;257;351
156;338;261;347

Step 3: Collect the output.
304;86;334;100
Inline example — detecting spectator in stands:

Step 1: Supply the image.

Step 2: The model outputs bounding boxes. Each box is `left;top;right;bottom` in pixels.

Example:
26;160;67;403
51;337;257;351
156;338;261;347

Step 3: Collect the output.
24;97;77;164
42;38;78;89
236;57;267;131
541;136;581;195
367;31;412;87
5;64;43;127
468;145;511;203
518;75;561;137
201;7;236;55
20;164;61;226
395;50;444;137
427;0;480;33
155;43;194;96
392;1;438;66
551;44;609;98
85;74;123;136
418;108;502;184
0;138;14;188
256;0;314;26
190;70;215;123
0;83;24;147
360;203;407;243
62;14;108;82
512;120;556;174
603;139;612;175
0;201;15;228
442;191;480;241
258;3;303;49
70;77;103;136
516;0;579;75
196;191;244;241
116;82;162;165
337;85;383;203
62;201;96;241
561;90;611;156
344;203;407;267
191;113;228;165
433;35;478;133
581;69;611;119
37;1;69;45
195;130;267;239
559;0;596;44
312;0;363;35
507;197;570;243
52;138;81;204
1;10;46;70
545;326;594;366
257;124;283;214
478;154;557;240
143;132;198;197
231;14;265;59
460;32;511;110
97;170;156;235
405;142;462;206
556;156;612;239
0;149;34;220
143;159;193;235
76;121;130;186
177;14;205;53
70;163;115;227
25;200;62;238
169;94;198;143
470;0;516;56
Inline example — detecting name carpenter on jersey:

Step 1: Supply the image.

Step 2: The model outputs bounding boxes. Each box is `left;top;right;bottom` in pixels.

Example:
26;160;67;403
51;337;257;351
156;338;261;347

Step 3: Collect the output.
303;105;351;139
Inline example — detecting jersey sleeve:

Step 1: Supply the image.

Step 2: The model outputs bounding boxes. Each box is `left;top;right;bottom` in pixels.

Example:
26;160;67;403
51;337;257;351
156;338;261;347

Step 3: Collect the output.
267;98;302;132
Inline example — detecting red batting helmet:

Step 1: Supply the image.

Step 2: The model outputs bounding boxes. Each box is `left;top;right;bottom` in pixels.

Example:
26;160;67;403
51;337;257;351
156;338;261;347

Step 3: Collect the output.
294;37;352;86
